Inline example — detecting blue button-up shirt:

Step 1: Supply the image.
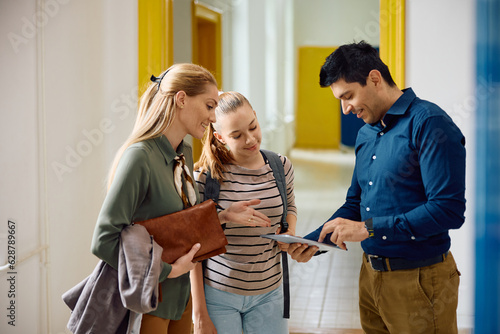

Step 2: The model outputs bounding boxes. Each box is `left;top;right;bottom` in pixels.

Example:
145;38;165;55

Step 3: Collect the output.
306;88;466;260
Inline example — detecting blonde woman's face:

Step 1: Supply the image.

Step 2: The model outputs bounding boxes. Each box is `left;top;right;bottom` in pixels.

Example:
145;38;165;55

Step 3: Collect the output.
179;84;219;139
216;103;262;162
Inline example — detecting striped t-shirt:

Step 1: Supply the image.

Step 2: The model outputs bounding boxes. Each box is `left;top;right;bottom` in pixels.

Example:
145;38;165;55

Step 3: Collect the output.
194;154;297;296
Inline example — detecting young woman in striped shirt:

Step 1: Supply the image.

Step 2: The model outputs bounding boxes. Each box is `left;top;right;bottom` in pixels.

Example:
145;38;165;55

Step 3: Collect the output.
192;91;297;334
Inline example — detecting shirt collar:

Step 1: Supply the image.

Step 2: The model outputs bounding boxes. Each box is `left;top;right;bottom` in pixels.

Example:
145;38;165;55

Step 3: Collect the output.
373;88;416;130
385;87;416;117
153;135;186;165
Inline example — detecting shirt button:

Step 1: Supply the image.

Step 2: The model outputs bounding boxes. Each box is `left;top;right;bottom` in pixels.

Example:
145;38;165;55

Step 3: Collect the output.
369;181;373;186
382;236;387;240
411;236;416;240
372;155;377;160
380;132;384;136
366;207;370;212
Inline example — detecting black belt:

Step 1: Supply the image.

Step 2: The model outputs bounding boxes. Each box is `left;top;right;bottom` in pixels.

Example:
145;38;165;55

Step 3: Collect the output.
364;252;448;272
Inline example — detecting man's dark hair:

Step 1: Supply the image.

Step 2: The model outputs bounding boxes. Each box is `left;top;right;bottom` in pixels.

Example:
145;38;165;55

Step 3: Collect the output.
319;41;396;87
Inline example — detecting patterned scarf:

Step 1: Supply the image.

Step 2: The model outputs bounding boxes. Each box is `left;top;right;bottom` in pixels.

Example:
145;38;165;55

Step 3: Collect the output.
173;154;197;208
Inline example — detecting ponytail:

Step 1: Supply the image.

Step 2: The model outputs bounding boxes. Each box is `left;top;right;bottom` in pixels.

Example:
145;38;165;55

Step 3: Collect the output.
195;124;233;182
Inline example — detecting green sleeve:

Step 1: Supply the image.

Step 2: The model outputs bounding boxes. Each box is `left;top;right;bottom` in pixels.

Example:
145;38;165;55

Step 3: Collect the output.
90;147;156;269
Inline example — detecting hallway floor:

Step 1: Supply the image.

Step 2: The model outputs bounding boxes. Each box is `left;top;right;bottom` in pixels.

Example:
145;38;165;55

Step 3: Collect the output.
287;148;362;332
286;149;472;334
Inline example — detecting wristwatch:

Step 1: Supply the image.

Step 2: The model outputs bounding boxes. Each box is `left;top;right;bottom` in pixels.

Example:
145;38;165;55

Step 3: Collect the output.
365;218;374;238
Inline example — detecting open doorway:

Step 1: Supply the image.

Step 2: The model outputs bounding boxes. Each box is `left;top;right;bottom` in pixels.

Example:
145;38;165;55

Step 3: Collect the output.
191;1;222;161
294;0;404;151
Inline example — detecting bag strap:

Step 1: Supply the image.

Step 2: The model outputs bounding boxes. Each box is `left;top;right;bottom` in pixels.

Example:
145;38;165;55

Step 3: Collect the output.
259;149;290;319
204;170;220;203
260;149;288;233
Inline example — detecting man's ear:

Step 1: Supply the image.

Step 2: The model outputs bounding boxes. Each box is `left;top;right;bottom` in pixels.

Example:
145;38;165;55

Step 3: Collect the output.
368;70;382;87
213;131;226;144
175;91;186;108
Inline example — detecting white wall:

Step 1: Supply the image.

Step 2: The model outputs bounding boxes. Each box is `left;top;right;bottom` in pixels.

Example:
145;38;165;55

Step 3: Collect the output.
407;0;476;329
228;0;270;142
0;0;137;333
45;1;138;332
173;0;192;64
0;0;45;332
294;0;380;47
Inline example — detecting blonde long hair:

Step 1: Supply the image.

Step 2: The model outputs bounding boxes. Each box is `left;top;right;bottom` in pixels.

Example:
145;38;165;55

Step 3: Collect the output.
195;91;252;182
107;63;217;189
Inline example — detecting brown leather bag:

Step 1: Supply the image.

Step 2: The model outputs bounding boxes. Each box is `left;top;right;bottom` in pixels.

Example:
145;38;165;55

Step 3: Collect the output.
134;199;228;264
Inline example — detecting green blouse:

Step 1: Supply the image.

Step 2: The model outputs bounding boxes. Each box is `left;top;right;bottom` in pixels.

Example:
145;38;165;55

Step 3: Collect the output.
91;135;199;320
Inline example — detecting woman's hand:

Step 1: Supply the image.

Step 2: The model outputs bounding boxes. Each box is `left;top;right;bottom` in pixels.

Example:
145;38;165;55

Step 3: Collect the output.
167;243;201;278
193;313;217;334
276;225;296;251
219;199;271;227
191;262;217;334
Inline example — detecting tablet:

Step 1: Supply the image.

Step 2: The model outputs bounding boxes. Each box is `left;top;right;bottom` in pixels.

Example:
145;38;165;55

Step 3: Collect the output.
260;234;346;252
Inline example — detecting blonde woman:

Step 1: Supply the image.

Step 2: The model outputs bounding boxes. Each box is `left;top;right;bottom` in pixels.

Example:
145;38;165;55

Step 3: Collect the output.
192;91;297;334
91;65;269;334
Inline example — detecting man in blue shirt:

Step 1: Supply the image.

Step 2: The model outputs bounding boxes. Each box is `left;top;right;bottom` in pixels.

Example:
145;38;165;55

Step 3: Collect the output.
287;41;465;333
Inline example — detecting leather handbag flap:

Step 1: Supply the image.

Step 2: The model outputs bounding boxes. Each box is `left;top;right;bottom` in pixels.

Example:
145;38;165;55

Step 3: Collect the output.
135;200;228;264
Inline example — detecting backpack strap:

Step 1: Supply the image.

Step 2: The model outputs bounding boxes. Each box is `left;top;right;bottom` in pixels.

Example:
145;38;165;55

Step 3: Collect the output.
260;150;288;233
204;170;225;230
204;170;220;203
260;149;290;319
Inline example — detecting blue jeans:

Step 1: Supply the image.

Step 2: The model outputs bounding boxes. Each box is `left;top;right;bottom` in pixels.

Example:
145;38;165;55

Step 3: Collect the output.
204;284;288;334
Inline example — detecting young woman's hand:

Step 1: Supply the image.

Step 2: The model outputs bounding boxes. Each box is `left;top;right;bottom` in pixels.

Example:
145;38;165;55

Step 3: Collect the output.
276;225;296;251
219;199;271;227
167;243;201;278
193;313;218;334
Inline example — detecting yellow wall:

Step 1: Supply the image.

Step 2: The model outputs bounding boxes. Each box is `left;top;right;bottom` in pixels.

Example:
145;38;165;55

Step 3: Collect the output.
379;0;405;88
295;46;341;149
138;0;173;95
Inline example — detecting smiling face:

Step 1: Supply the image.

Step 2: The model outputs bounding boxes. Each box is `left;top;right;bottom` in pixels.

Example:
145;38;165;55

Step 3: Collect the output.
214;102;262;164
178;83;219;139
330;75;386;125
